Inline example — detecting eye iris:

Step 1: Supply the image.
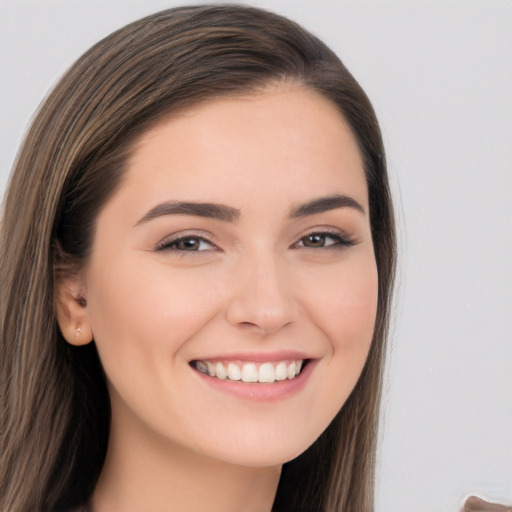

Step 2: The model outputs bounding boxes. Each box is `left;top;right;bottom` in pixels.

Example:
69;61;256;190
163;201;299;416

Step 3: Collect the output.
304;233;326;247
177;237;200;251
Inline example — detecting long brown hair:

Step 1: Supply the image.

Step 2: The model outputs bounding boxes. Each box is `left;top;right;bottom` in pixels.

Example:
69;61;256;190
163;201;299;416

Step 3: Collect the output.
0;5;395;511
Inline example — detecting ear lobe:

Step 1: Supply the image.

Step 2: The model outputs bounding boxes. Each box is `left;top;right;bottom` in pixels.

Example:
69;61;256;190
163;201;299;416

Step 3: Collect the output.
55;276;93;346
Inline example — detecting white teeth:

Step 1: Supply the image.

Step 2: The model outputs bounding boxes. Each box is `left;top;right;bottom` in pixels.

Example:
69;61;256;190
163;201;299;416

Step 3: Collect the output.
275;361;288;381
194;359;305;383
258;363;275;383
207;362;215;377
241;363;258;383
215;362;227;380
227;362;241;381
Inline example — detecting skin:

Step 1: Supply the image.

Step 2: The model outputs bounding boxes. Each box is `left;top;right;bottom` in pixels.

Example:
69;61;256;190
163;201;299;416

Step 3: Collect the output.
57;85;378;512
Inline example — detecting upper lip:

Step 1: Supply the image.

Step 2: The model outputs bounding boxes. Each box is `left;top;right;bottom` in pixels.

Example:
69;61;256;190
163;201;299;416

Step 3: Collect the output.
190;351;316;363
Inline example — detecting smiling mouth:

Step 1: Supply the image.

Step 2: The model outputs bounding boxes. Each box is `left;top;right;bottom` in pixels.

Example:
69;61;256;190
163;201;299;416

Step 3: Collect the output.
190;359;307;383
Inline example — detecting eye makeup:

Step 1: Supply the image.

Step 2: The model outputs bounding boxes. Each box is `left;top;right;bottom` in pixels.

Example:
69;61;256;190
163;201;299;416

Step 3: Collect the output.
155;231;218;253
293;229;356;250
154;226;357;255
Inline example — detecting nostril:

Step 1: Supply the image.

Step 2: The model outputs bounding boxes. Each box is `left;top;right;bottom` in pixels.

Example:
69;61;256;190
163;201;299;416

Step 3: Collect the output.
238;321;269;334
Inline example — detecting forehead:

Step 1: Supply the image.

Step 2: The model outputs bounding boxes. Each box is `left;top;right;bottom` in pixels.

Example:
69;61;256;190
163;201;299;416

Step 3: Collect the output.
118;86;368;215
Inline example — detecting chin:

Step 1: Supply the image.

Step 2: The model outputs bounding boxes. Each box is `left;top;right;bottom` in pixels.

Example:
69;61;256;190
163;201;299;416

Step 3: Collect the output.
193;423;324;469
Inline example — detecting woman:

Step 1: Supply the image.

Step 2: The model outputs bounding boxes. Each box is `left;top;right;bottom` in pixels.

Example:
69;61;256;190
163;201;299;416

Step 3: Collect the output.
0;5;396;512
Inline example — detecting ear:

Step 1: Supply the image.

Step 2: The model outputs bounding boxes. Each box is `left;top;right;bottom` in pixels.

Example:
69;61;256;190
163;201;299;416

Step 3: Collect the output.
55;275;93;346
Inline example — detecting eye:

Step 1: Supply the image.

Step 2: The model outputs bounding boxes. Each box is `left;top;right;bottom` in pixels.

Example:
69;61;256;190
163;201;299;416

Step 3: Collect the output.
295;231;354;249
156;235;216;252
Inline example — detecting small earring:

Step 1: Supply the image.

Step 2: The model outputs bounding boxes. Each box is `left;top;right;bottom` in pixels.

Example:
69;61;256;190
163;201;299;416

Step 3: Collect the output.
75;327;82;337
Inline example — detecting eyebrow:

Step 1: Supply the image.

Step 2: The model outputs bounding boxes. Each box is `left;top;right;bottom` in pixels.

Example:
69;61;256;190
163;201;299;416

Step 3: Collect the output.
135;193;364;226
289;194;365;217
135;201;240;225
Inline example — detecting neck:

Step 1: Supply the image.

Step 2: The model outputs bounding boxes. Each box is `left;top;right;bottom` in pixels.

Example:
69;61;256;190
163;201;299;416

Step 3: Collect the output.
91;406;281;512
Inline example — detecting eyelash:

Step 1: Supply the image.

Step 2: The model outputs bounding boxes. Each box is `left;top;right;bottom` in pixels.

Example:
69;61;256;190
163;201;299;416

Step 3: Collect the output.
293;230;355;250
155;233;217;253
155;230;354;253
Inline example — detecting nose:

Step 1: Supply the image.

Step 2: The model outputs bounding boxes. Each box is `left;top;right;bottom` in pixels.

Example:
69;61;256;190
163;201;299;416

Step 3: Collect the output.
225;251;300;336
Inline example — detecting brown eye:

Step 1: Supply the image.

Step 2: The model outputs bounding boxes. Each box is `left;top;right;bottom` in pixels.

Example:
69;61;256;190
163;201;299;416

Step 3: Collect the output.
296;232;354;249
175;237;201;251
302;233;328;248
156;235;215;252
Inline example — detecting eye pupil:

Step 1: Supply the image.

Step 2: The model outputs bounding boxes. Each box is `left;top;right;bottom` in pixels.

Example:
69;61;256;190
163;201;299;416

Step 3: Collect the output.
177;238;200;251
304;234;326;247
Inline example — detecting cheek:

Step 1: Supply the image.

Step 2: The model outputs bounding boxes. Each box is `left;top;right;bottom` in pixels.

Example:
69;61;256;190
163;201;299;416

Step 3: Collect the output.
309;254;378;349
84;258;225;374
307;253;378;391
290;254;378;449
83;259;231;442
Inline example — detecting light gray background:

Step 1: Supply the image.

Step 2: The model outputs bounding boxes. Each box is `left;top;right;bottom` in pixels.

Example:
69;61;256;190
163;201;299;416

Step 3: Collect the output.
1;1;511;510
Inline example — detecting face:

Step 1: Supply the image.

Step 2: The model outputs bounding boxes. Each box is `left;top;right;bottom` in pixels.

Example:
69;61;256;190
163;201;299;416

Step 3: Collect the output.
70;86;378;468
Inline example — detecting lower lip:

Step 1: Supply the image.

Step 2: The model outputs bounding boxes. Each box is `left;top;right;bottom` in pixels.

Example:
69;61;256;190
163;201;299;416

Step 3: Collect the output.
192;360;316;402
